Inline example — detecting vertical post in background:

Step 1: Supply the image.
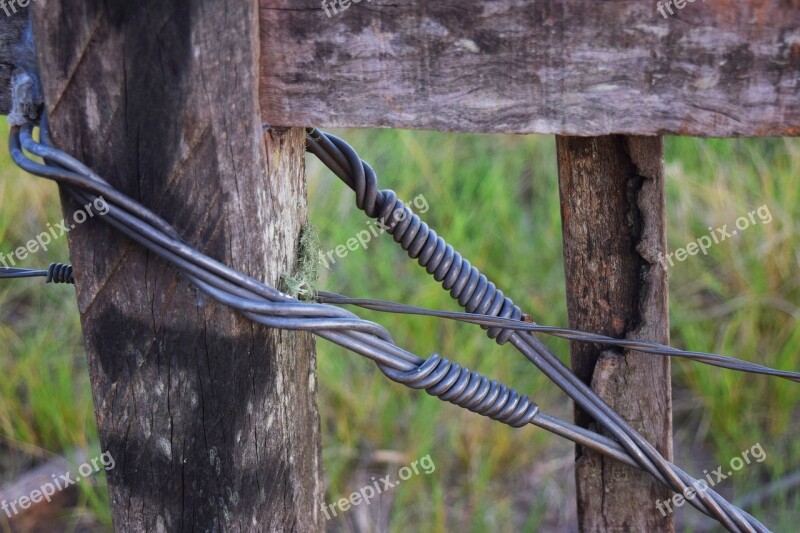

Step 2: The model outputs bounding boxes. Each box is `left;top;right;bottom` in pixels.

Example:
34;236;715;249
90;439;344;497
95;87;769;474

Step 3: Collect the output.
557;136;673;531
32;1;322;530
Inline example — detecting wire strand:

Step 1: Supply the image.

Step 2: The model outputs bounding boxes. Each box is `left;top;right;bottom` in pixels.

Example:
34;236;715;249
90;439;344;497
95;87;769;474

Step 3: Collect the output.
307;127;772;532
316;292;800;383
4;121;776;532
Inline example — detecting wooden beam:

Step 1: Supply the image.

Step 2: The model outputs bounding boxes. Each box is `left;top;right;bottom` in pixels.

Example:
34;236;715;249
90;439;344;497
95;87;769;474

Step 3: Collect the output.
557;136;673;530
259;0;800;137
32;1;322;531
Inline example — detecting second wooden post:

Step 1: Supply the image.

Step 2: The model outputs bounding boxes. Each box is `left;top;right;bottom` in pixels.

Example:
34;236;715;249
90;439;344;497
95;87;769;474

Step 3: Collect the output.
557;135;673;531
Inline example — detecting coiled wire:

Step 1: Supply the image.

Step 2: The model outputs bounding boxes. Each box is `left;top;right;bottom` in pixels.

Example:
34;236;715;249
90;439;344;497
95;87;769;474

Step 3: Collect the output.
380;354;540;428
6;120;771;532
306;128;770;532
0;263;74;284
46;262;74;284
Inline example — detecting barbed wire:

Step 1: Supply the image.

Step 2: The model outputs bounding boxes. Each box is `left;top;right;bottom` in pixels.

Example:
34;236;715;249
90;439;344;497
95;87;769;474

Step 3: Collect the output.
4;118;782;531
0;263;74;283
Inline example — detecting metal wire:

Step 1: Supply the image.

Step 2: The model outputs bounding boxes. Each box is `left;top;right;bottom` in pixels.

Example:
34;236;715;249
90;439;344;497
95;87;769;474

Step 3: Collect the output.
46;262;74;284
381;353;541;427
306;128;772;532
0;267;45;280
7;262;797;383
6;120;774;532
317;292;800;383
0;263;74;284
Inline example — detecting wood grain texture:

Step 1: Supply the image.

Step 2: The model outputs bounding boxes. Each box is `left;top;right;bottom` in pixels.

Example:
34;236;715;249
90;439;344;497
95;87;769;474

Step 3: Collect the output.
0;6;31;114
557;136;673;530
32;1;322;531
260;0;800;136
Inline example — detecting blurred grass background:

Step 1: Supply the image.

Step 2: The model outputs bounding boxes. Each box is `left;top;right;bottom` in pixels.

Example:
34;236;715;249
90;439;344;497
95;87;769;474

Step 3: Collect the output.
0;121;797;531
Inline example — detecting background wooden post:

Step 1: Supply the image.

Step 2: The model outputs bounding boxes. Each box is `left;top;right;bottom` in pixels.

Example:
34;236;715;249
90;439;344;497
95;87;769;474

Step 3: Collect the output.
557;136;673;531
32;1;322;530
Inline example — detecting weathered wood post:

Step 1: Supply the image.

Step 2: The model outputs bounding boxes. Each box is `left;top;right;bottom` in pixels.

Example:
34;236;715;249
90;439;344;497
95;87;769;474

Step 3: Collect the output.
13;0;797;529
255;3;800;527
557;136;672;530
257;1;799;528
32;1;322;530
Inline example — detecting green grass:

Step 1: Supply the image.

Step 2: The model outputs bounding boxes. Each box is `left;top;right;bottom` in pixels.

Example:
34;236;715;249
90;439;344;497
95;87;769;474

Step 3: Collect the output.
0;121;109;529
0;120;797;531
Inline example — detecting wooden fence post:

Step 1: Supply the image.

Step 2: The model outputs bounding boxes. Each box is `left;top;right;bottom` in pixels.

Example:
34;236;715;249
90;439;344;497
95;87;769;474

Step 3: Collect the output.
32;1;322;530
557;135;673;531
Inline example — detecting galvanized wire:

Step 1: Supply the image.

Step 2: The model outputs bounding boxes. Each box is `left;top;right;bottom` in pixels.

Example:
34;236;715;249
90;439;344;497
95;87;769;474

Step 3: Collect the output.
0;263;74;283
306;128;775;532
7;266;797;383
317;292;800;383
6;119;777;532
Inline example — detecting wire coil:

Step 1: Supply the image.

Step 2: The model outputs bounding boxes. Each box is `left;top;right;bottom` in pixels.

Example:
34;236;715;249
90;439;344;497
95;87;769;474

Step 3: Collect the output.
5;121;774;532
305;128;769;532
46;262;74;284
309;129;522;344
380;354;540;428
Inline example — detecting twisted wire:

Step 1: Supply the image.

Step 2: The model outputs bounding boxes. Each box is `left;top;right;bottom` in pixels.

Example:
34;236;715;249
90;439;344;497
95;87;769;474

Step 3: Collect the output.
0;263;75;284
9;258;795;383
6;260;798;382
6;120;770;531
380;354;540;428
306;128;769;532
5;121;596;443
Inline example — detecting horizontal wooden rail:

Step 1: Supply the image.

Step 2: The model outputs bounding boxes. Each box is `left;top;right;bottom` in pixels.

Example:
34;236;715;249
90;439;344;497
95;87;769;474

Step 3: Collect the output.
260;0;800;137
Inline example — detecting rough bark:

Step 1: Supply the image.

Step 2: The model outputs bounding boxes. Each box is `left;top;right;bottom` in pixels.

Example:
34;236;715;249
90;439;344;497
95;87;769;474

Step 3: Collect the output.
557;136;673;531
0;5;36;115
32;1;322;531
259;0;800;137
0;6;35;115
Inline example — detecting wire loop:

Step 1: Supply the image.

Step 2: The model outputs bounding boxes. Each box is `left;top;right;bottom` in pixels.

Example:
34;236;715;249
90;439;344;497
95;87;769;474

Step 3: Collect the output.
3;121;777;532
380;354;540;428
46;262;74;284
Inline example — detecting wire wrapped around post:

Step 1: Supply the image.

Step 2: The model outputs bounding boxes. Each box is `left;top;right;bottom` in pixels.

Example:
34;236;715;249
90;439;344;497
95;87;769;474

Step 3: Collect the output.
305;128;769;533
3;120;775;532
